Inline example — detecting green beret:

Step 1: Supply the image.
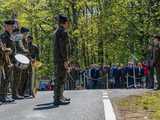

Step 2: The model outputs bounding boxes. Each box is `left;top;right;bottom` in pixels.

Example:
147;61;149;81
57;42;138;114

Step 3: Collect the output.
55;15;68;23
4;20;15;25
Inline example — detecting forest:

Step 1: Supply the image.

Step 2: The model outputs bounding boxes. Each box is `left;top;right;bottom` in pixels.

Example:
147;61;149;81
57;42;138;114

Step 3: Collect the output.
0;0;160;78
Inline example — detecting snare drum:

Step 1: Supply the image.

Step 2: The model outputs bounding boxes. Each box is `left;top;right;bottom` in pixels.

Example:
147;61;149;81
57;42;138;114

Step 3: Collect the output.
15;54;30;70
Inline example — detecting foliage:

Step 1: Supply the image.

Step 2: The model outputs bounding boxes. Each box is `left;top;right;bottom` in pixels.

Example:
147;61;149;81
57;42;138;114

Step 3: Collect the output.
0;0;160;77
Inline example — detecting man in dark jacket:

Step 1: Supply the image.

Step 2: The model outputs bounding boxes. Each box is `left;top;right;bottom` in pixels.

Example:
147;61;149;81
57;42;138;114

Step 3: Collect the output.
53;15;70;106
90;64;99;89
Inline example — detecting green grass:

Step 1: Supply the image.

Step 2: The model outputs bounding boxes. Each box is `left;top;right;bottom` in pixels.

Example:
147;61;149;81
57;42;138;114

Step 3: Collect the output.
118;91;160;120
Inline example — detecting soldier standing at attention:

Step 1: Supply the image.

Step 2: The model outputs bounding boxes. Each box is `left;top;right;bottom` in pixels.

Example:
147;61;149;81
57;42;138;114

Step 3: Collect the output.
153;35;160;89
53;15;70;106
0;20;15;103
18;27;30;97
27;35;39;97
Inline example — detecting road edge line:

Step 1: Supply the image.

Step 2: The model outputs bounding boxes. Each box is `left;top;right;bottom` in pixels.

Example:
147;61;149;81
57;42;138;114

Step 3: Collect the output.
103;92;117;120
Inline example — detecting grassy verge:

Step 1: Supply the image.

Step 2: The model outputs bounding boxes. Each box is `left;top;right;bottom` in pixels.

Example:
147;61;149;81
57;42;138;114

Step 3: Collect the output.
116;91;160;120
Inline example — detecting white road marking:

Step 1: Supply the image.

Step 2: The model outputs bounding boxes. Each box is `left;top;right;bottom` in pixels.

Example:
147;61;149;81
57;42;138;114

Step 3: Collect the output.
103;96;109;99
103;92;108;95
103;92;117;120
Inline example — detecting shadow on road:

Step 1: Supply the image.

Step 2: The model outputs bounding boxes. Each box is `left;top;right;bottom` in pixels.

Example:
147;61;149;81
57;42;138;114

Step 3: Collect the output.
34;102;58;110
36;102;53;106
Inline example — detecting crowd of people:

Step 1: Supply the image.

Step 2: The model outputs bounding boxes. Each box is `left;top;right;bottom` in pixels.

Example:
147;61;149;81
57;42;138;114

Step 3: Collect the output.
0;20;39;104
82;63;154;89
65;35;160;90
65;60;158;90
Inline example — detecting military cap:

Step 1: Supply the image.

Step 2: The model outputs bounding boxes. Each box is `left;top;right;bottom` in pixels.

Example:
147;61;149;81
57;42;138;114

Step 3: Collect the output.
4;20;15;25
27;35;33;40
55;14;68;23
21;27;29;33
154;34;160;41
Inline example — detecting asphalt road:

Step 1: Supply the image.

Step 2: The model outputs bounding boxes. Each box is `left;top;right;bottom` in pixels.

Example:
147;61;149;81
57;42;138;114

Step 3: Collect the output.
0;89;150;120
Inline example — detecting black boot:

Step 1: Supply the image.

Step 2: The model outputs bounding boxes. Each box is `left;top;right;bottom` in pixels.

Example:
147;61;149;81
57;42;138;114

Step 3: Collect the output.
62;97;71;101
0;96;15;103
12;95;24;100
54;99;70;106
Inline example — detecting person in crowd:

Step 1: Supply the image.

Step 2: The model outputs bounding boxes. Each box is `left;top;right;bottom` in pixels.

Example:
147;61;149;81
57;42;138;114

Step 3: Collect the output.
80;67;87;89
89;64;99;89
108;65;115;88
86;65;92;89
125;62;134;88
135;63;144;88
67;62;76;90
83;66;90;89
142;62;151;88
98;64;107;89
104;65;111;89
114;65;121;88
74;63;81;89
111;65;118;88
110;65;114;88
119;64;126;88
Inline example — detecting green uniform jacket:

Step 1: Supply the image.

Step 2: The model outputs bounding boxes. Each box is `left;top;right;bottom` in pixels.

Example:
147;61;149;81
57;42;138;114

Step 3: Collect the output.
53;26;69;63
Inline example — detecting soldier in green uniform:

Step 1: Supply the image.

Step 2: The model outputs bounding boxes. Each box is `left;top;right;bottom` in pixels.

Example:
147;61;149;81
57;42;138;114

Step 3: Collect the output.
18;27;30;97
153;35;160;89
53;15;70;106
147;44;154;89
12;28;28;100
0;20;15;103
26;35;39;97
0;41;4;105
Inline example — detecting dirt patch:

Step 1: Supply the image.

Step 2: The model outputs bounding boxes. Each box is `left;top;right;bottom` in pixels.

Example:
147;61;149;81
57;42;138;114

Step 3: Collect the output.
114;91;160;120
116;103;150;120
